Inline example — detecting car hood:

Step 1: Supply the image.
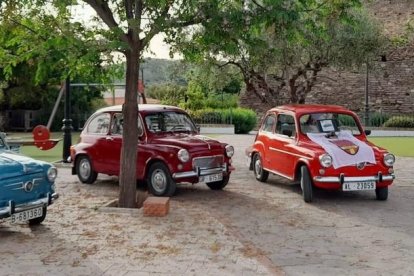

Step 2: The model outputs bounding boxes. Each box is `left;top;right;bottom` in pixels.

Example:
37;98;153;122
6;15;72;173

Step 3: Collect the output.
150;134;224;152
0;151;45;180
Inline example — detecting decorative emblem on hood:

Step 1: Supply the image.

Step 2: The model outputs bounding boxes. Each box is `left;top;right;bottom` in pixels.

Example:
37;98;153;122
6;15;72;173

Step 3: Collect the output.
24;181;34;192
329;139;359;155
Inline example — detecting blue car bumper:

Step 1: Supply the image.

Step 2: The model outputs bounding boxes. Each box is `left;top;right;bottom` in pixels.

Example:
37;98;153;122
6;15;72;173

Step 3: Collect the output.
0;193;59;219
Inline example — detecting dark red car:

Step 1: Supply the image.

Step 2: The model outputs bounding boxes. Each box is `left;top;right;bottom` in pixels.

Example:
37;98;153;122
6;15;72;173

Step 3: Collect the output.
70;104;234;196
247;104;395;202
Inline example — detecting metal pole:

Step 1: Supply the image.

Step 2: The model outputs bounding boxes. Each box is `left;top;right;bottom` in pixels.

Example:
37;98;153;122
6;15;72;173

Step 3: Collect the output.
62;78;72;162
364;62;370;126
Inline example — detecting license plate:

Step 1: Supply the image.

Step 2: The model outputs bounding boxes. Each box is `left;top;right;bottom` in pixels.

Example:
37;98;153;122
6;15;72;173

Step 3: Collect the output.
200;173;223;183
11;206;43;223
343;181;376;191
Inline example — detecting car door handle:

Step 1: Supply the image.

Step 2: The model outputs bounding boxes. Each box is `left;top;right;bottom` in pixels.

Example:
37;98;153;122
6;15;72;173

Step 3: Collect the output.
105;137;113;141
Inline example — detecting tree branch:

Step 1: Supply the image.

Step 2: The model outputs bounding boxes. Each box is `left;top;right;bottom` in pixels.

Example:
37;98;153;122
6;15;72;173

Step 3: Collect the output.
83;0;128;44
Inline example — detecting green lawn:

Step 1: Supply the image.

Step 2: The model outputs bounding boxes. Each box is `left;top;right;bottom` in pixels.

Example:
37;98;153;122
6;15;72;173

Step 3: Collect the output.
369;137;414;157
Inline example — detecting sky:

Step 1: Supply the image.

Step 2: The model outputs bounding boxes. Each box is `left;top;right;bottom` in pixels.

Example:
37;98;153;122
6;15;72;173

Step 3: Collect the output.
71;3;177;60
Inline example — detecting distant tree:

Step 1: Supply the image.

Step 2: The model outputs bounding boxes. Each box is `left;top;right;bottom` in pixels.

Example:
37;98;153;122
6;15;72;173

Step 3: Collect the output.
174;0;386;106
146;83;186;105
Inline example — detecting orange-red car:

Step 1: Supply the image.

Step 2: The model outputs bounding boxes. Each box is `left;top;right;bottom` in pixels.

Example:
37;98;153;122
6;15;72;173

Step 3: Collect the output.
247;104;395;202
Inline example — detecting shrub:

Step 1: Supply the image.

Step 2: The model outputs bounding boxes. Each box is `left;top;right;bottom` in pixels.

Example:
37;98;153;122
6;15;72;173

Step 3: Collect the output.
188;108;257;134
369;112;390;127
223;108;257;134
383;116;414;128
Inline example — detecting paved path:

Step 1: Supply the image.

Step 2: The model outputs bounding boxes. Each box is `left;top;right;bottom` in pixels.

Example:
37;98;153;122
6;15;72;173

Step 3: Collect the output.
1;134;413;275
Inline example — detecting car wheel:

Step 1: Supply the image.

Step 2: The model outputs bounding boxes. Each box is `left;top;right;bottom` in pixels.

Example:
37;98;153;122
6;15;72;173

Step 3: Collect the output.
206;175;230;190
253;153;269;182
28;206;47;225
300;165;313;203
375;186;388;201
76;155;98;184
147;162;176;196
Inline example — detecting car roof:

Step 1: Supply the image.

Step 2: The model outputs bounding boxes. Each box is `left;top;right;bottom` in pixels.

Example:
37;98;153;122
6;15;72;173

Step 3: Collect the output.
270;104;354;115
95;104;185;114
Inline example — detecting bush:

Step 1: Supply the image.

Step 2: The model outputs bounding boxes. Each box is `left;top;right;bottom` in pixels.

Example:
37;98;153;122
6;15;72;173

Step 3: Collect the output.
369;112;390;127
188;108;257;134
383;116;414;128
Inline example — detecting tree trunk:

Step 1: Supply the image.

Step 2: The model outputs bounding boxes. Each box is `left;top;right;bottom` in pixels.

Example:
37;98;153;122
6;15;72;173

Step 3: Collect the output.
118;45;140;208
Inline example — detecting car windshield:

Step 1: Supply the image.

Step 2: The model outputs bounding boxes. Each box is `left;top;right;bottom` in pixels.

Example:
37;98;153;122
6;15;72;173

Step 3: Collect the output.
299;113;361;135
145;111;197;133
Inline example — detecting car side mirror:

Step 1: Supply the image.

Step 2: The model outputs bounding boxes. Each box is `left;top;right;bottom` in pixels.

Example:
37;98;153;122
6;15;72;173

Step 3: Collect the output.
282;129;293;137
364;129;371;136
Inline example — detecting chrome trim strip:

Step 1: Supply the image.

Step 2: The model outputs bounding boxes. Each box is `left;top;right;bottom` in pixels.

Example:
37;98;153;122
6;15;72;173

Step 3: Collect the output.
269;147;312;160
313;174;395;183
172;167;226;179
0;193;59;217
5;182;23;188
265;168;294;181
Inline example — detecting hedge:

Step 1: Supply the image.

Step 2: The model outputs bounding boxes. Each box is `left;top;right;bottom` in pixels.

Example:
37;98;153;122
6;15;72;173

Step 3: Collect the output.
383;116;414;128
188;108;257;134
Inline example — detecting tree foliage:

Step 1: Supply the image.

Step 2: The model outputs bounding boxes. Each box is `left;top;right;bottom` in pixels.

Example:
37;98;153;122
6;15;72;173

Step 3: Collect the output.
173;0;386;106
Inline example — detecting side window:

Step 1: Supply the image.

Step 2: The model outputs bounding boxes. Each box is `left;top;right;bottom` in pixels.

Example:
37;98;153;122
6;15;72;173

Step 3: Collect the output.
276;114;296;137
262;115;276;133
87;113;111;134
111;113;123;135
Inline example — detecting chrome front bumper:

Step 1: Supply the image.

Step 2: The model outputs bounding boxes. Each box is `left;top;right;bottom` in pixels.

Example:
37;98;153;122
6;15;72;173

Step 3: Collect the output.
172;164;228;179
313;173;395;183
0;193;59;218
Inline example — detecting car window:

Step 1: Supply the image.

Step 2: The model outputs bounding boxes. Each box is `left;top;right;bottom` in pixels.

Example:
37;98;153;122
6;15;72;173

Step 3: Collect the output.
110;113;144;136
262;115;276;133
300;113;361;135
276;114;296;137
145;111;197;133
87;113;111;134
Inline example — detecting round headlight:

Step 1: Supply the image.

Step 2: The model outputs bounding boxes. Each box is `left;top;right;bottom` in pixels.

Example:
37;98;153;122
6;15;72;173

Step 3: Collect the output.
177;149;190;162
319;153;333;168
225;145;234;158
383;153;395;167
47;167;58;182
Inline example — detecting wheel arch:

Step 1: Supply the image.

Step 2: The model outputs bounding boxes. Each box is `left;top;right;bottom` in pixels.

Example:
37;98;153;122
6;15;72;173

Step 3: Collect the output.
294;159;311;182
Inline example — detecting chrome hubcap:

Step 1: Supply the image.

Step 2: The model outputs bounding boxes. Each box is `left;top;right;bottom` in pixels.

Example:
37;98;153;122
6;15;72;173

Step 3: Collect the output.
255;158;262;178
151;169;167;193
79;159;91;179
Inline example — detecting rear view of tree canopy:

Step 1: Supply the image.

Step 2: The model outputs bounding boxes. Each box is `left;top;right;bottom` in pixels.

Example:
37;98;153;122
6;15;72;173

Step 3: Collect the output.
173;0;387;106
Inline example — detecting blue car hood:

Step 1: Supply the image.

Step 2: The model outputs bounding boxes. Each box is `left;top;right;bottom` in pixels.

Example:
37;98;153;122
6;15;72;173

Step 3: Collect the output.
0;151;45;181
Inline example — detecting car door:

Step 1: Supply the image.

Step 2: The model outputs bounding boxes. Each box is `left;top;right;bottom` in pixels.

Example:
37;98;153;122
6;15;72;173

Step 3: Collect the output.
269;113;297;178
258;113;277;169
84;112;112;173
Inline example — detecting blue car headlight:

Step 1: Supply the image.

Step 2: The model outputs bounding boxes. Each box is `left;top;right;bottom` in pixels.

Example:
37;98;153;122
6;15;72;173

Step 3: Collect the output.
47;167;58;182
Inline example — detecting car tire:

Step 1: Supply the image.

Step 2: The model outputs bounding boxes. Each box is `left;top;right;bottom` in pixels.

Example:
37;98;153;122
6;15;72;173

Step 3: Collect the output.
28;206;47;225
375;186;388;201
253;153;269;182
147;162;176;196
76;155;98;184
300;165;313;203
206;175;230;190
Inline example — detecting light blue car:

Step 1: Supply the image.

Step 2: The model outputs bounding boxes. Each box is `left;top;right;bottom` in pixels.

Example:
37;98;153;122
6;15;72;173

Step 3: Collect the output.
0;132;58;225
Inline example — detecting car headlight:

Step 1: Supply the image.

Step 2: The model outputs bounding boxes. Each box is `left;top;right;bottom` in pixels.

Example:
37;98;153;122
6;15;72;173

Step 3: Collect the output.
225;145;234;158
383;153;395;167
319;153;332;168
177;149;190;162
47;167;58;182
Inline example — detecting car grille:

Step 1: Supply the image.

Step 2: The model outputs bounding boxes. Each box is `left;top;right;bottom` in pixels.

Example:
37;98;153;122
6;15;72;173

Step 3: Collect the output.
193;155;224;169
